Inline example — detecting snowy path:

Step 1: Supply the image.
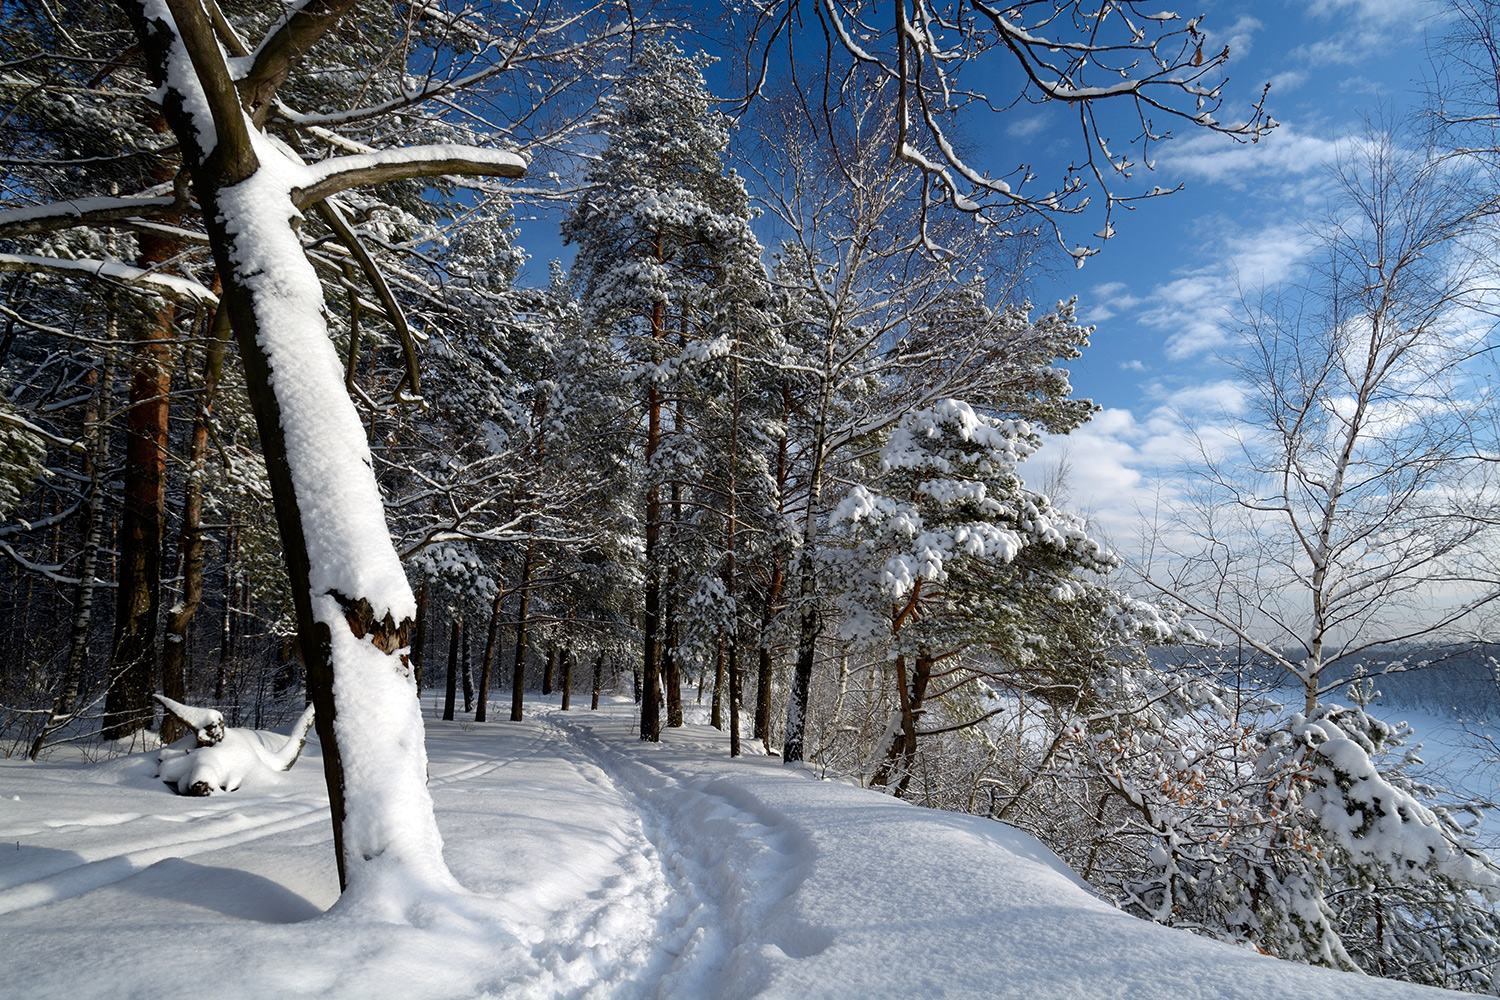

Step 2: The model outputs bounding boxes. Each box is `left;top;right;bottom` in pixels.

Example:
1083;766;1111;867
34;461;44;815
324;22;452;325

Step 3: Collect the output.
0;700;1462;998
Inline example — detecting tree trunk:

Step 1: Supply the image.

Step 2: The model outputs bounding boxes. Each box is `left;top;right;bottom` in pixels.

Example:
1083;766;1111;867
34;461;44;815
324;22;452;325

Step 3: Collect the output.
710;639;725;730
511;542;534;722
442;617;459;721
755;645;775;753
411;582;428;696
726;340;741;759
102;232;176;742
122;0;450;892
216;522;236;702
729;641;742;759
591;650;604;710
161;303;231;744
783;385;831;762
560;647;572;711
475;587;505;722
30;333;115;760
460;619;473;713
461;644;474;712
640;290;664;742
665;483;684;728
543;644;556;696
755;387;791;752
872;652;933;798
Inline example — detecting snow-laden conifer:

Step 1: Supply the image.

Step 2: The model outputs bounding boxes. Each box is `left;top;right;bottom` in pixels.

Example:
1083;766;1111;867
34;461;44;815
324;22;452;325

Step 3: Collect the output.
564;38;770;740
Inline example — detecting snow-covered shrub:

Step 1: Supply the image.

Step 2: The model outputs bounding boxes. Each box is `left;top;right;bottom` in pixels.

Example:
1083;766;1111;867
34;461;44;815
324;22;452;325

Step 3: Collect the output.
1068;690;1500;991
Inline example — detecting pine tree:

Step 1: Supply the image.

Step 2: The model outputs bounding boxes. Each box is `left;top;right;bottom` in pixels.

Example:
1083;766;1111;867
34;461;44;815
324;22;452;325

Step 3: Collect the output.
564;38;769;741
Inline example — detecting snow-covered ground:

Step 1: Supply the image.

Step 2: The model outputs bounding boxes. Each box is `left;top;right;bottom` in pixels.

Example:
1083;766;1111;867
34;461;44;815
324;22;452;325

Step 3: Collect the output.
0;699;1462;998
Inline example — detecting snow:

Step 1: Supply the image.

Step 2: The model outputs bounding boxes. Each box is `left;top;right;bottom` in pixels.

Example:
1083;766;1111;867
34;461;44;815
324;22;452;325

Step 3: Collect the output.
0;702;1459;998
0;253;219;304
156;704;314;795
153;693;226;744
216;129;417;626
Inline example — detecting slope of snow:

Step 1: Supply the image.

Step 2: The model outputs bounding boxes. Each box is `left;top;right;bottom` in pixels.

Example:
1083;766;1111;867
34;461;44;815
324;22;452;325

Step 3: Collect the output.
0;700;1459;998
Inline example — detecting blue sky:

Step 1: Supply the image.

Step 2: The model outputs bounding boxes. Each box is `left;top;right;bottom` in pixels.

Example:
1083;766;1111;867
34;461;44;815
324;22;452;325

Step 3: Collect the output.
1011;0;1453;542
508;0;1455;545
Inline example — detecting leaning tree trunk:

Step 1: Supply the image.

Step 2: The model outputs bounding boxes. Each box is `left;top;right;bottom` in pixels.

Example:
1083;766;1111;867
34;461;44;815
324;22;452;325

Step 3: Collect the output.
117;0;510;896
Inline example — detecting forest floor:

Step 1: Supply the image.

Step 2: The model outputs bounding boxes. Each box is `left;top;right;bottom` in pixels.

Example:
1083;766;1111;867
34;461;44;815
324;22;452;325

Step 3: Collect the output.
0;698;1466;998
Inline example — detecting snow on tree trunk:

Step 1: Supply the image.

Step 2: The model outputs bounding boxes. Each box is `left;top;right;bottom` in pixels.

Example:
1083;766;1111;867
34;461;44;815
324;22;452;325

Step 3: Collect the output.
114;0;524;904
208;144;452;900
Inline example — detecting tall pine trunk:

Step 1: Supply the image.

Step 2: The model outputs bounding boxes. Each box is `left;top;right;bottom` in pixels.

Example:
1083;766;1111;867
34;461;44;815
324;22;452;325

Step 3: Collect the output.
726;341;741;757
511;541;534;721
102;240;175;742
640;290;665;741
161;303;230;744
443;616;459;721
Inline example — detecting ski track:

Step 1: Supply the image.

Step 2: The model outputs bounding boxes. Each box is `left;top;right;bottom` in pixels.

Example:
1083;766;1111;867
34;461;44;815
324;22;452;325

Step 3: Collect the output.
551;714;824;1000
0;708;820;999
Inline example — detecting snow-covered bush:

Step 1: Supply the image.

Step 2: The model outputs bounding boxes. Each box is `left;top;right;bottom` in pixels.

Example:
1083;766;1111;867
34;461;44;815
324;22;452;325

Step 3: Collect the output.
1067;690;1500;991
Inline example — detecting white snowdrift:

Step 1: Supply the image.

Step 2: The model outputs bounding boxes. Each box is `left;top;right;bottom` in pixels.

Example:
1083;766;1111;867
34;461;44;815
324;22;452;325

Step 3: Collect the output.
155;702;316;795
0;701;1458;998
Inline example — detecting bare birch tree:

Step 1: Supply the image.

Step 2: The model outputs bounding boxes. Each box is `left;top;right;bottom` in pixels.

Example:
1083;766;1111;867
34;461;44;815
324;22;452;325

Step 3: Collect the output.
1147;128;1500;711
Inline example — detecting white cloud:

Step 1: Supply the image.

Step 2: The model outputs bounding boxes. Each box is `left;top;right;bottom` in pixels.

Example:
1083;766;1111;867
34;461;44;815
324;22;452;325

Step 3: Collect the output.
1007;115;1048;139
1140;220;1313;359
1214;15;1262;62
1159;124;1346;188
1120;359;1147;372
1293;0;1441;65
1338;75;1386;96
1267;70;1307;94
1022;384;1254;549
1307;0;1430;26
1081;280;1142;324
